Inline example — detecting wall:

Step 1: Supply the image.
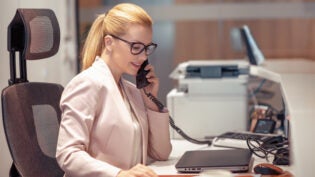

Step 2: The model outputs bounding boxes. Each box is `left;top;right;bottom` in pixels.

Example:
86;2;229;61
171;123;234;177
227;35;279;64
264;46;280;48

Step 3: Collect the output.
0;0;77;176
173;0;315;64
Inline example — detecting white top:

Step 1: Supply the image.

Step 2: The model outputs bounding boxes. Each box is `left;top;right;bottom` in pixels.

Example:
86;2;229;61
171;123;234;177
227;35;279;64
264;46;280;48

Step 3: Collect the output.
121;81;142;166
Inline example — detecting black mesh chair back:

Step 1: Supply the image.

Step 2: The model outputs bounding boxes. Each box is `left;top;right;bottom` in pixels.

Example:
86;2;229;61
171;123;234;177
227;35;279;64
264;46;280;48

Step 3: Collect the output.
2;8;64;177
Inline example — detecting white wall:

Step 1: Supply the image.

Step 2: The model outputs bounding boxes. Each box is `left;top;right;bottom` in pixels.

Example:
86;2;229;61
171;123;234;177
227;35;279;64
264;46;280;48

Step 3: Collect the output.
0;0;77;176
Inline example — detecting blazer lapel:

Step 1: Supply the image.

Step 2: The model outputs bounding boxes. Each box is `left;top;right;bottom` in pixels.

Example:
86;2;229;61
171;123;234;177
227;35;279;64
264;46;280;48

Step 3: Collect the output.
100;60;131;120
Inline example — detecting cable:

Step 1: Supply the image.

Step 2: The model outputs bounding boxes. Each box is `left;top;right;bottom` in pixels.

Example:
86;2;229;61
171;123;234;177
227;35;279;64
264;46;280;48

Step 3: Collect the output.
248;79;266;99
246;136;290;165
143;90;165;112
169;116;212;145
143;89;212;146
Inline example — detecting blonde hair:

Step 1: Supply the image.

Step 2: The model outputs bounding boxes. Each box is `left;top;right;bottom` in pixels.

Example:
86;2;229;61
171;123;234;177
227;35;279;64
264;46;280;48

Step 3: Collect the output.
81;3;153;70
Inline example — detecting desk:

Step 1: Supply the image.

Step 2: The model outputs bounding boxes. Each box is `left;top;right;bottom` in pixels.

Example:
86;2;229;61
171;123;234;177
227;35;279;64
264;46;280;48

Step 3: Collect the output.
263;59;315;74
265;59;315;177
154;59;315;177
149;139;291;176
279;74;315;177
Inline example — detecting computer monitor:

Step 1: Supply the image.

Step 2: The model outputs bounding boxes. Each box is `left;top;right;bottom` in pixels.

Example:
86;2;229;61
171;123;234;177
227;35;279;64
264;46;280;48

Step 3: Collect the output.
240;25;265;66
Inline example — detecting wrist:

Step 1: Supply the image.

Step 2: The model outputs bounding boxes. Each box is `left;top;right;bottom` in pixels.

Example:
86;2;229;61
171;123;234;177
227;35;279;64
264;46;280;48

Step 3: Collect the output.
145;99;160;112
117;170;126;177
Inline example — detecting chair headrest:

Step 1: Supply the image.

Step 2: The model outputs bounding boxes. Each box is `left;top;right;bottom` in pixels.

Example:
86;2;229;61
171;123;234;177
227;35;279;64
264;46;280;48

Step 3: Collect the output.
7;8;60;60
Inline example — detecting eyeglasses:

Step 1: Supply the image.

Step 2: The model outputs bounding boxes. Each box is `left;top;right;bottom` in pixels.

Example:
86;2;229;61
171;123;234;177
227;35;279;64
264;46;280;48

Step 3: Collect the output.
109;34;157;56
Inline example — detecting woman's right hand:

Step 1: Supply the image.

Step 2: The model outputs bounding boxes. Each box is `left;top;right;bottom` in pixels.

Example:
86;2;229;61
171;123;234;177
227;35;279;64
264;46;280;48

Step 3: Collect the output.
117;164;158;177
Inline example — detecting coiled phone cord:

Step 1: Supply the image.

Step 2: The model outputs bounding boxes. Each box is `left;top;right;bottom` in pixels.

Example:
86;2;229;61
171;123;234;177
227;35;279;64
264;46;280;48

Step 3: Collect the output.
143;89;212;146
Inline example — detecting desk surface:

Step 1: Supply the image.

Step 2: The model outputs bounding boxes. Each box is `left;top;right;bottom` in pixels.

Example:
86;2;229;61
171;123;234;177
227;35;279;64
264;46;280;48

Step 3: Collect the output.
150;140;290;176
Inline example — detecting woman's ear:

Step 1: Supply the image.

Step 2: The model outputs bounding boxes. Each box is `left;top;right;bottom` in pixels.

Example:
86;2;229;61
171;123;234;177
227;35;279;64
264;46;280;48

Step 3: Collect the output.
104;35;113;52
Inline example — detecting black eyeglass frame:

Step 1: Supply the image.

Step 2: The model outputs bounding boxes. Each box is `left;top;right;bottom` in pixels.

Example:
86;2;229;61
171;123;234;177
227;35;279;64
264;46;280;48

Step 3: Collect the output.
109;34;157;56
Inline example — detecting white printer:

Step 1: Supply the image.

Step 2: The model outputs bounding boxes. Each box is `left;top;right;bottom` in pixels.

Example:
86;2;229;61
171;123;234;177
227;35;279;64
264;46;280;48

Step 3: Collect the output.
167;60;249;139
167;60;281;140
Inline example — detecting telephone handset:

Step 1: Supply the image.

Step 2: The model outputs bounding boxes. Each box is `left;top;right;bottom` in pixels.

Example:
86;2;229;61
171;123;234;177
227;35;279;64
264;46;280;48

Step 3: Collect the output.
136;59;165;111
135;59;212;145
136;59;150;89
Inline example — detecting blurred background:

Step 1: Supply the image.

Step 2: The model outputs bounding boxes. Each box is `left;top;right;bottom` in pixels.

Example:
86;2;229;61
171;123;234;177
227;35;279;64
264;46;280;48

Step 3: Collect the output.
78;0;315;103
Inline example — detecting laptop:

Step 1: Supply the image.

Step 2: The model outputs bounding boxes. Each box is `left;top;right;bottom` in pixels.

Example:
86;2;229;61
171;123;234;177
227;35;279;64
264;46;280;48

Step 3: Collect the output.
175;149;253;173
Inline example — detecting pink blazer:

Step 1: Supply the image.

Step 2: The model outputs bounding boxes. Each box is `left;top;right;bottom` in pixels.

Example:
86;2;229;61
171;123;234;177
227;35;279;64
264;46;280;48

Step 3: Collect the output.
56;58;172;177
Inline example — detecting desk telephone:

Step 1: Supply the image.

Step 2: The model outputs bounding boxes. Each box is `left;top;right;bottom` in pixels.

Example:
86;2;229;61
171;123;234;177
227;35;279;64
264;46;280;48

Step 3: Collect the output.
136;59;211;145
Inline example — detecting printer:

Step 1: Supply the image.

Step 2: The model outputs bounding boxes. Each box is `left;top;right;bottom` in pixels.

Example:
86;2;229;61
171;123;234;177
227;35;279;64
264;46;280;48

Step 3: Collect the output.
167;60;249;139
167;60;281;140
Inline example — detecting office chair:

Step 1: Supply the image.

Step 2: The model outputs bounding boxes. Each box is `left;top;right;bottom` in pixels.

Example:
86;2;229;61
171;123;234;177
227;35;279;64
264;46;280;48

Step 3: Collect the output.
1;9;64;177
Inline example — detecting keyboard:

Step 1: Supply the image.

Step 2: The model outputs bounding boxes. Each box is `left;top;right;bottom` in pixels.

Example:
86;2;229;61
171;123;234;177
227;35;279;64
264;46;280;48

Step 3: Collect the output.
212;131;279;149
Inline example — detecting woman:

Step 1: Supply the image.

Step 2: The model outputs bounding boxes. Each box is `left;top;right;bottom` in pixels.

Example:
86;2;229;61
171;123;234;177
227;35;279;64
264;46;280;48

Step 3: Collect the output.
56;3;172;177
